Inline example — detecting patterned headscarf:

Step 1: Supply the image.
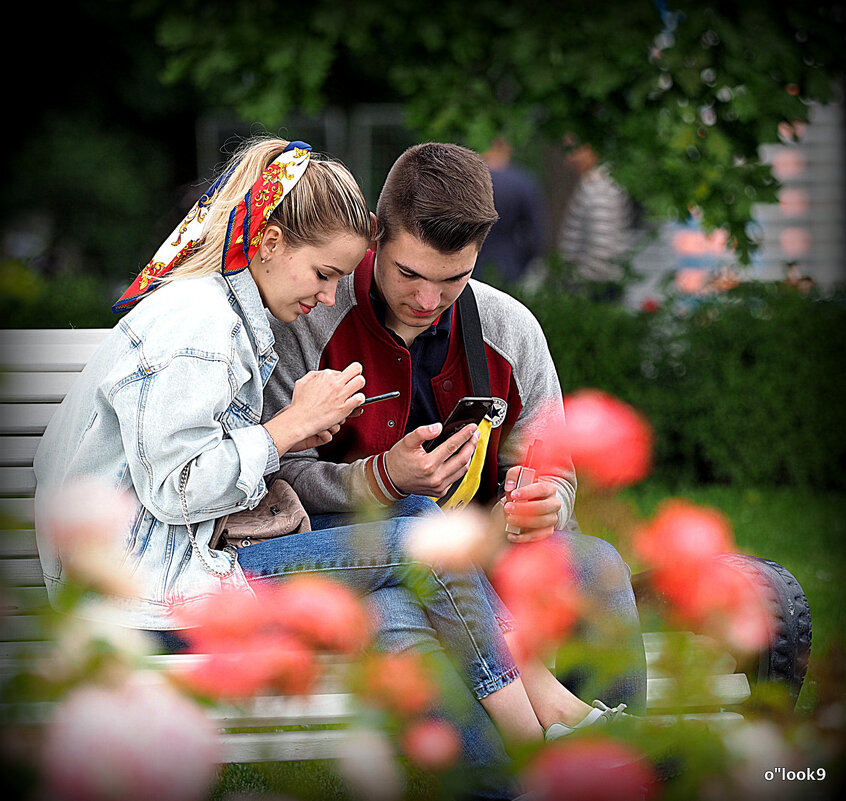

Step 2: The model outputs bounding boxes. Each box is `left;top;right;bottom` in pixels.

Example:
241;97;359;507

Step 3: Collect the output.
112;141;312;313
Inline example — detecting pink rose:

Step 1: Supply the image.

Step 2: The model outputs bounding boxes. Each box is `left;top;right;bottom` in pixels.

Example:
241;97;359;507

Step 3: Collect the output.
41;675;219;801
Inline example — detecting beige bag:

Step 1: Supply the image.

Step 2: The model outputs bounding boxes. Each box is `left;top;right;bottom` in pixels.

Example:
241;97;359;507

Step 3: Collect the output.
211;479;311;550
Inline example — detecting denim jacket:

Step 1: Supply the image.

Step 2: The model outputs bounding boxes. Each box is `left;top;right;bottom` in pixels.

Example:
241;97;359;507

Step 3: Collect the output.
33;269;279;629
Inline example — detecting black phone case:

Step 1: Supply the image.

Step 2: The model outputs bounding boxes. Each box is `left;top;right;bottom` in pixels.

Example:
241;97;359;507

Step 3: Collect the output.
423;397;495;452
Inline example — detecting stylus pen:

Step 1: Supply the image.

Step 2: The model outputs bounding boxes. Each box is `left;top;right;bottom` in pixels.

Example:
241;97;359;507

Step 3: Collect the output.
361;390;401;406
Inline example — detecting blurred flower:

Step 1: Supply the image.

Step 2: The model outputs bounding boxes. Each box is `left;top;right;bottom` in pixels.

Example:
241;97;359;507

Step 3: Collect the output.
719;720;802;800
400;718;462;772
780;227;811;257
265;574;372;654
634;500;771;652
175;577;371;656
633;499;734;571
640;297;660;314
337;726;405;801
404;505;502;571
522;738;657;801
44;604;156;684
655;557;772;652
169;575;373;698
778;188;810;217
529;391;653;489
771;149;806;180
491;539;580;660
36;479;136;596
172;632;318;699
41;672;219;801
674;267;709;294
355;652;439;717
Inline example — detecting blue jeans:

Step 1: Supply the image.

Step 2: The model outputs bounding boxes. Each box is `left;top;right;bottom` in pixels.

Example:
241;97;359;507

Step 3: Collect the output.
317;496;647;714
236;515;520;702
367;585;519;801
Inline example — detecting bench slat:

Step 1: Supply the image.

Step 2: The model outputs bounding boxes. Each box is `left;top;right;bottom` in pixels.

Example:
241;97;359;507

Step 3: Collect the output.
0;343;102;372
219;730;353;762
0;372;81;403
0;498;35;525
0;586;48;613
0;437;41;467
0;467;36;496
0;614;43;642
645;673;750;709
0;557;44;587
0;530;38;558
0;404;59;435
1;329;110;346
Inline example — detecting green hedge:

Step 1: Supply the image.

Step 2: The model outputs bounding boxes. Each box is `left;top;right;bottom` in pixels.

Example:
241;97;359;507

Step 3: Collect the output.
520;280;846;490
0;261;118;329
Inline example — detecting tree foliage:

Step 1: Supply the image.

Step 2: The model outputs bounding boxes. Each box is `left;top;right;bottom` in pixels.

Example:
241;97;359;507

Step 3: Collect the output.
141;0;845;263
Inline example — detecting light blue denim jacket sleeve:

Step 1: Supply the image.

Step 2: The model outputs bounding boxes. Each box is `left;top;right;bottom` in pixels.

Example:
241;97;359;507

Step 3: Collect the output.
109;342;270;524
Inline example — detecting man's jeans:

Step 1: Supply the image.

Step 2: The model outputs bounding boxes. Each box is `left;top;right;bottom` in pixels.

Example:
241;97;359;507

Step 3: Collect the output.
312;496;648;713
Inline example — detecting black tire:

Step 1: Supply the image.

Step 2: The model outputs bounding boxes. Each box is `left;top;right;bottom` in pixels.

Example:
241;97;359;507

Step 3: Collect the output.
633;555;812;706
715;553;812;705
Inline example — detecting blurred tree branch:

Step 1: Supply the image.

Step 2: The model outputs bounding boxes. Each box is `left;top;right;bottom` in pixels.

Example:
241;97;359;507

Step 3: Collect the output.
139;0;845;263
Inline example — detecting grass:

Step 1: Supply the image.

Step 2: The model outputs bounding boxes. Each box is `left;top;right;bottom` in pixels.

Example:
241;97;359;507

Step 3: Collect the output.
621;481;846;714
213;482;846;798
622;482;845;656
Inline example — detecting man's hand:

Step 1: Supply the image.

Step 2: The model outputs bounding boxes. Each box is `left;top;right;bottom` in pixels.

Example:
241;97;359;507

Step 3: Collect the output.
500;465;560;543
384;423;480;497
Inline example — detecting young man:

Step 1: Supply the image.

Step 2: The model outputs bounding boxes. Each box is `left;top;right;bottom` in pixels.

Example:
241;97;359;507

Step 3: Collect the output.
264;142;576;536
262;142;646;799
262;141;646;703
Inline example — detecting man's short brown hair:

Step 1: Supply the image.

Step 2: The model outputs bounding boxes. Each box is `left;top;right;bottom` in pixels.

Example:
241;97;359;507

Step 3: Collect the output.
376;143;499;253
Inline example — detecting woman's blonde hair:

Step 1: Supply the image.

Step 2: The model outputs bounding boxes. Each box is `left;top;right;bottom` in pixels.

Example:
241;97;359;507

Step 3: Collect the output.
167;137;371;281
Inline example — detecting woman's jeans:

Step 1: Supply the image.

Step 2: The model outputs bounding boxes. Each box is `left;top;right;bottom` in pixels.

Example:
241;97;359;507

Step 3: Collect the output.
235;515;520;702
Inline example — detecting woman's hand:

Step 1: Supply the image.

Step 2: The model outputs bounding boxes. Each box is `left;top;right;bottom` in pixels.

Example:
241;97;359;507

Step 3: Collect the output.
263;363;365;456
287;424;341;452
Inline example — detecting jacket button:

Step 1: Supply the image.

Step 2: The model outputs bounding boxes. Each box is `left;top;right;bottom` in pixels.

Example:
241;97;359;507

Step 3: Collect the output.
387;420;396;427
443;380;453;392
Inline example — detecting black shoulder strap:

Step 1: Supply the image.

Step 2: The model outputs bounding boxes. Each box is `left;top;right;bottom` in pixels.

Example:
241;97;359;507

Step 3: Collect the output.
457;284;491;397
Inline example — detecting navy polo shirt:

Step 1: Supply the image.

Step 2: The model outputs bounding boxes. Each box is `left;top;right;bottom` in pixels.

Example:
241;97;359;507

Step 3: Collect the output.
369;289;452;434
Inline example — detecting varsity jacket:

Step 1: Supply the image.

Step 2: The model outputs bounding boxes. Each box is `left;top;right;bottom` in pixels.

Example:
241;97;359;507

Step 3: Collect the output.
263;251;577;530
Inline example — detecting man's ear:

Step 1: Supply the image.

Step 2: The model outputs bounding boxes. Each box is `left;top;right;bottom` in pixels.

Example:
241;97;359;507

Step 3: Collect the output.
369;212;379;252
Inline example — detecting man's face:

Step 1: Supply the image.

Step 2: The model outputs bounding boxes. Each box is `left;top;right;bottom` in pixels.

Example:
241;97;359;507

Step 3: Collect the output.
373;229;478;345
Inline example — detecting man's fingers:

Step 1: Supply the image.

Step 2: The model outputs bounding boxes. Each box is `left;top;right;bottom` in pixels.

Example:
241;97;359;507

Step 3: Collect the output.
407;423;442;449
506;526;555;543
503;500;559;529
432;424;478;459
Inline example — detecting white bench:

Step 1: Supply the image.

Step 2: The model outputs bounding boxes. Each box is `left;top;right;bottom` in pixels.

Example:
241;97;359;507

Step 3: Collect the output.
0;328;750;762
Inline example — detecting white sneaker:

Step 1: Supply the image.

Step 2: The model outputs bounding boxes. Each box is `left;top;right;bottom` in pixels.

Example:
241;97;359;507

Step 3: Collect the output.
544;700;630;740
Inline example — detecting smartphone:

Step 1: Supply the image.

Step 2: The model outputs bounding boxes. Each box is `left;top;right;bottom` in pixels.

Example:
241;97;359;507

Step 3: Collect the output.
423;397;496;452
361;391;400;406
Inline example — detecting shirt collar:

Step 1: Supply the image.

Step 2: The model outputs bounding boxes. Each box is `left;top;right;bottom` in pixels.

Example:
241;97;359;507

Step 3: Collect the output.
224;269;275;356
368;285;453;343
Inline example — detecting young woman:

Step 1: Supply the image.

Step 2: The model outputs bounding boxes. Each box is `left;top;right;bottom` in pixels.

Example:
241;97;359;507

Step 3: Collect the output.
33;137;623;758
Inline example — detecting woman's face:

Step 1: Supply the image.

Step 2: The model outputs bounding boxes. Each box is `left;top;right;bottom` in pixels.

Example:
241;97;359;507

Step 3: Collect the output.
250;229;369;322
